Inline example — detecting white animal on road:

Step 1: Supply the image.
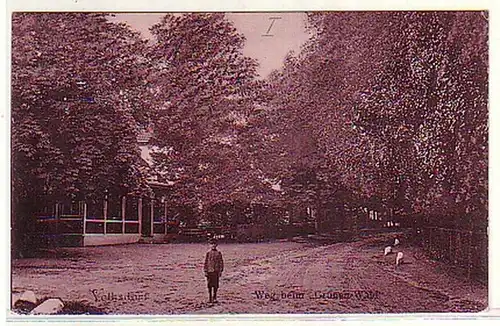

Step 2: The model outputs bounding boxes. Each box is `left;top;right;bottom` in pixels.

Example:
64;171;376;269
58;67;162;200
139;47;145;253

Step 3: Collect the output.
394;238;400;246
384;246;392;256
396;252;404;266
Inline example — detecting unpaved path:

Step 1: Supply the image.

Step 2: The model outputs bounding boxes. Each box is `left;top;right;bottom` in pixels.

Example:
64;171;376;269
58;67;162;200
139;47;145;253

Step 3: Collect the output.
11;235;487;314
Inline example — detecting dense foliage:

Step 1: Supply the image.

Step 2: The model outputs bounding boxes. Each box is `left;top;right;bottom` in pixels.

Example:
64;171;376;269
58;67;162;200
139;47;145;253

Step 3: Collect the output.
11;12;488;249
266;11;488;228
12;13;154;204
11;13;154;251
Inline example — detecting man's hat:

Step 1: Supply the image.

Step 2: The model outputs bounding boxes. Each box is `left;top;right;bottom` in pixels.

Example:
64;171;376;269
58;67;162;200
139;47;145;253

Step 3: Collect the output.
208;238;218;245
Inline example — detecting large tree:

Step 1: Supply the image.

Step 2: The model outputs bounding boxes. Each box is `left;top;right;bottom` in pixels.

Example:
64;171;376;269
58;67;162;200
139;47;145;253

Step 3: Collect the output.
263;13;392;216
146;13;266;210
265;11;488;229
11;13;154;253
353;12;488;224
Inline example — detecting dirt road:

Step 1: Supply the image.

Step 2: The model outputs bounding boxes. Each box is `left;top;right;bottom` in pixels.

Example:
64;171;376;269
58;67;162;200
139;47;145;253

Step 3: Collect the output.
11;234;487;314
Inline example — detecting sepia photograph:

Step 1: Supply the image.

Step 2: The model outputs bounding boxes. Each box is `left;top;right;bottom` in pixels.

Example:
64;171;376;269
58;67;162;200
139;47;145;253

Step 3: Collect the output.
9;10;488;316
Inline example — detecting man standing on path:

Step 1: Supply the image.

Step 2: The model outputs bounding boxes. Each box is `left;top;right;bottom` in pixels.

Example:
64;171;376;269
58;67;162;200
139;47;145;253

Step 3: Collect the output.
204;239;224;303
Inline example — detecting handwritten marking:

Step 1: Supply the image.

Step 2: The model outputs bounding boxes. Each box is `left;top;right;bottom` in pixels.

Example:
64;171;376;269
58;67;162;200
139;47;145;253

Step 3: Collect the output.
262;17;282;37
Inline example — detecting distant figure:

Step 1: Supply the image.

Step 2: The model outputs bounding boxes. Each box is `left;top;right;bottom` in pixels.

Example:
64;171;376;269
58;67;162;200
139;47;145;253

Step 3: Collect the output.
204;239;224;303
394;238;400;246
396;252;404;266
384;246;392;256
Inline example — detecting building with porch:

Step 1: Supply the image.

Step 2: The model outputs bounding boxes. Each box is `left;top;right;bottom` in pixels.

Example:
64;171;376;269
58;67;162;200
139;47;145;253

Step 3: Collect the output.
34;128;177;247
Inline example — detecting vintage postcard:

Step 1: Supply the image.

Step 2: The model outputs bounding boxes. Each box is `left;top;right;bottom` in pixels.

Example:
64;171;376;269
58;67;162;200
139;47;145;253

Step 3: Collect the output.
5;0;497;323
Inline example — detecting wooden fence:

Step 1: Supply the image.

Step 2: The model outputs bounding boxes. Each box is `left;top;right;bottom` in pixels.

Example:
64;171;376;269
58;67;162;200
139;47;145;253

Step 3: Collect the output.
421;226;487;281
